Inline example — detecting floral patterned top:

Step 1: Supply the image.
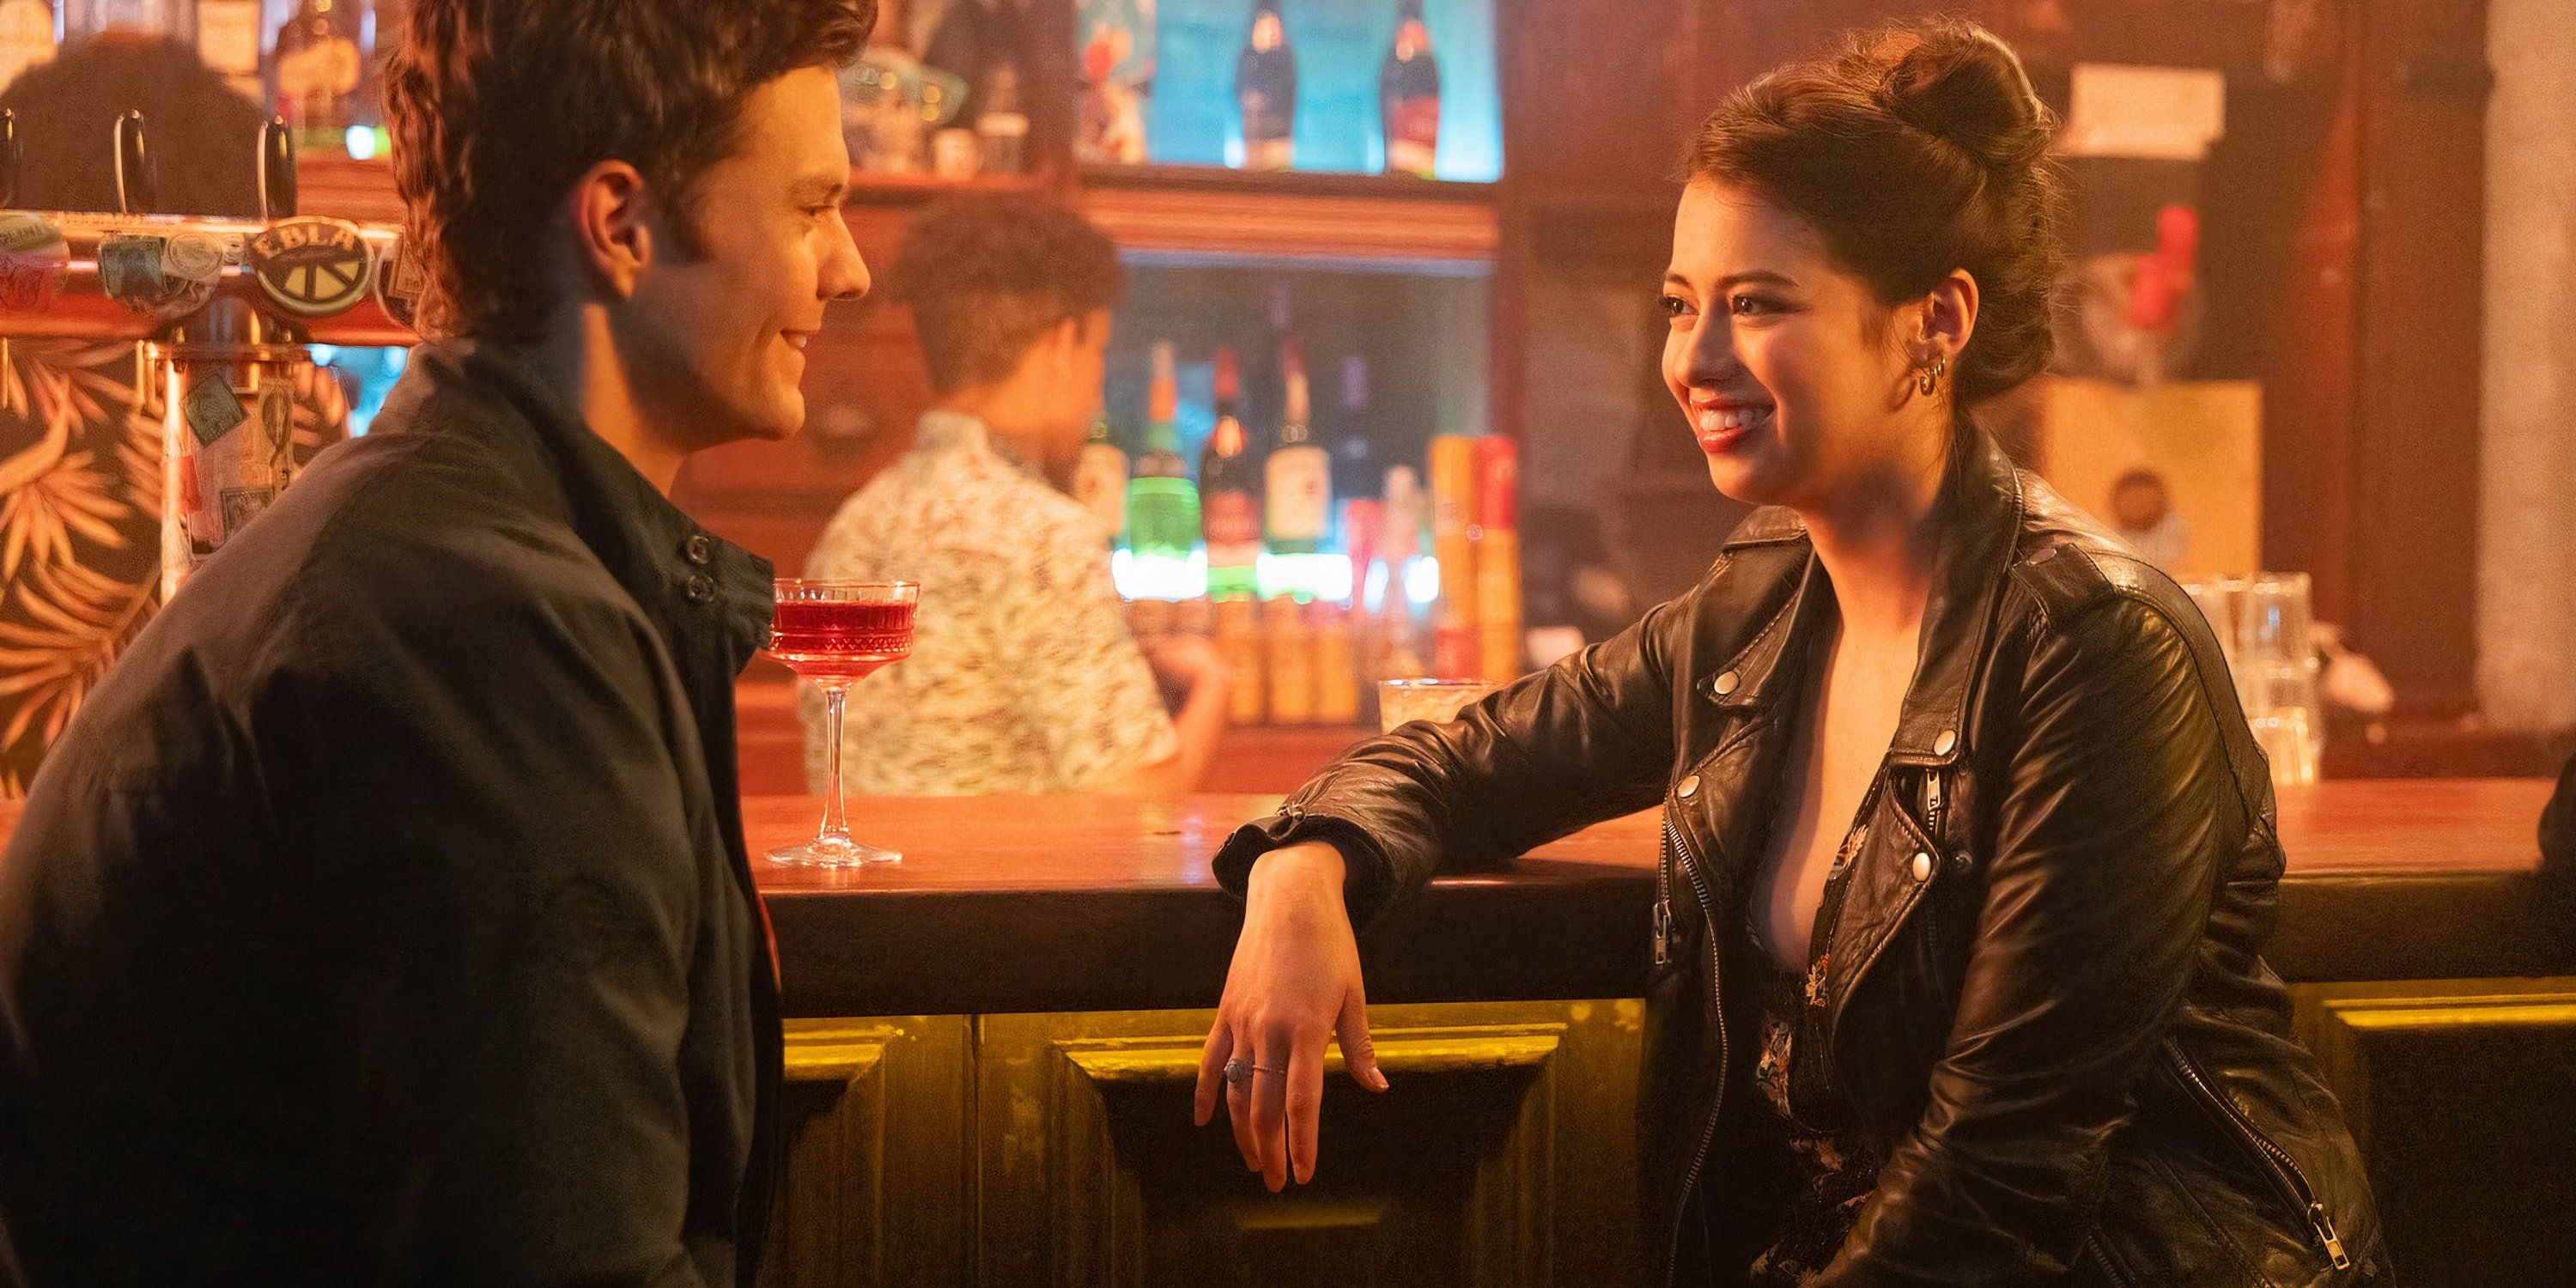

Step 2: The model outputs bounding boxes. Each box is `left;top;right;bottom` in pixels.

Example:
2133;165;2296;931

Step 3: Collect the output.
800;410;1177;794
1738;823;1886;1286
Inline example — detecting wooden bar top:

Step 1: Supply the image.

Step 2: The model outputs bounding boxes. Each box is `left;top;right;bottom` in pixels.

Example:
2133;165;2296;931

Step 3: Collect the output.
3;781;2567;1018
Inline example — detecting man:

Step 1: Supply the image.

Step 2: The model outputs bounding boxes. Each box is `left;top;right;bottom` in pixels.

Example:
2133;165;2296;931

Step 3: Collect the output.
804;194;1228;795
0;0;872;1282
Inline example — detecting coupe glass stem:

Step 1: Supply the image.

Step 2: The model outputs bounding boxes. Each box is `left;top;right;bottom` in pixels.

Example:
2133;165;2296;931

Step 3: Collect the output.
817;683;853;847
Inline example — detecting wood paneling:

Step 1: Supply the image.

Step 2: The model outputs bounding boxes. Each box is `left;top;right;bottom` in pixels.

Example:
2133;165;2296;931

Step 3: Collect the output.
2293;979;2576;1286
760;1016;975;1288
974;1001;1643;1286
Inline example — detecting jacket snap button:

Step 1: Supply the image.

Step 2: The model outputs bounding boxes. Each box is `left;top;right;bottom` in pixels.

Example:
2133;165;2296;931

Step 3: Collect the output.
683;573;716;604
683;533;714;566
1933;729;1957;756
1911;851;1935;881
1711;671;1740;696
1678;775;1701;799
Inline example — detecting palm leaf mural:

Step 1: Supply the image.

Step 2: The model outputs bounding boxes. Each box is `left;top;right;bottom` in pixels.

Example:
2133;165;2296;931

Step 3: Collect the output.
0;556;155;755
1;340;163;798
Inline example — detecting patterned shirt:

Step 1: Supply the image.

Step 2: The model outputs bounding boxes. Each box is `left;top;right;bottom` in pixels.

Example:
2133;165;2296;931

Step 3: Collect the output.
801;410;1177;794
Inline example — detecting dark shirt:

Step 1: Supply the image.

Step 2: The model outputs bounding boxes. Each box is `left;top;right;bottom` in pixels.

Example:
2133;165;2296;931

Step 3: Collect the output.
0;340;781;1286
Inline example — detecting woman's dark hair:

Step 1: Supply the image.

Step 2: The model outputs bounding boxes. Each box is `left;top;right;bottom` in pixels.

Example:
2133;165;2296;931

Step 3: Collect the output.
1685;18;2065;407
383;0;876;341
890;193;1127;396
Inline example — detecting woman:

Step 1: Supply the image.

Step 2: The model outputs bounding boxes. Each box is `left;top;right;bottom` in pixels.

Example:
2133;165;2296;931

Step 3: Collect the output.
1190;20;2387;1287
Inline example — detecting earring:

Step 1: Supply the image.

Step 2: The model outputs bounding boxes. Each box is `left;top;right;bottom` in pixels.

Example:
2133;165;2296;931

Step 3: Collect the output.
1916;355;1948;397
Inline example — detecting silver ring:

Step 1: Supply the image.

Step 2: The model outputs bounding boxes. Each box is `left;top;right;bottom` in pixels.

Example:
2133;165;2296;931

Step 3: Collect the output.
1223;1057;1285;1087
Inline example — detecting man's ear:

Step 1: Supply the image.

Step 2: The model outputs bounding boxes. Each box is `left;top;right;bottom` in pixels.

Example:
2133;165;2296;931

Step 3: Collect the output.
1042;313;1088;378
563;159;656;299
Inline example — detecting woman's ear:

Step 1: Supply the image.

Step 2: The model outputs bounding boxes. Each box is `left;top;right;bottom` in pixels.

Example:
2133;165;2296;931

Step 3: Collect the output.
1921;268;1980;368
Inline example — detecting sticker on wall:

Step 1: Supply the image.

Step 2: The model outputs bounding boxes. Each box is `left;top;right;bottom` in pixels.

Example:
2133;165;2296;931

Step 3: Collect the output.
245;217;374;318
0;211;70;313
374;234;425;331
183;375;250;450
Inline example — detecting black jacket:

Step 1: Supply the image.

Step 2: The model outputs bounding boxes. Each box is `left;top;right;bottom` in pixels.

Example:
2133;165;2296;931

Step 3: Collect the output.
0;341;782;1286
1216;434;2387;1286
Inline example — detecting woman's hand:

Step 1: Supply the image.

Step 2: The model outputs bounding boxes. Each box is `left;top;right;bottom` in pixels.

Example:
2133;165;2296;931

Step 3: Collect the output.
1193;841;1389;1191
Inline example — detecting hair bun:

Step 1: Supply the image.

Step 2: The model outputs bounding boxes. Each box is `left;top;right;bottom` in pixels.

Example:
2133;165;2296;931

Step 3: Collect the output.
1874;20;2051;172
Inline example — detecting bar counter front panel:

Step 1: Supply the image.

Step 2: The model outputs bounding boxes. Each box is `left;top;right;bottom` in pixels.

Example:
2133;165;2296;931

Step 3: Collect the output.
750;780;2574;1286
3;781;2567;1284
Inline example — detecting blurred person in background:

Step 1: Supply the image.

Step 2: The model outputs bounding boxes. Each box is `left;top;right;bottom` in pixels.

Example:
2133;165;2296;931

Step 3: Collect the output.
802;193;1230;795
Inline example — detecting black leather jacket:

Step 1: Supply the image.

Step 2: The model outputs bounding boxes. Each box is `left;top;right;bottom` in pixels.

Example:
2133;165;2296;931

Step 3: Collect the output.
1215;434;2388;1286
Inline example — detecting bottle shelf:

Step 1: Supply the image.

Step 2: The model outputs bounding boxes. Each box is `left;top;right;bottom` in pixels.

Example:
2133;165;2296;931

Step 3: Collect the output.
286;155;1492;268
1078;163;1498;266
289;155;1052;228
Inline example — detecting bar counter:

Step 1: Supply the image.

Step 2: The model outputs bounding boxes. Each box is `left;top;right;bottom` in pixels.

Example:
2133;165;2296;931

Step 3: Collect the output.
756;779;2573;1018
3;780;2567;1285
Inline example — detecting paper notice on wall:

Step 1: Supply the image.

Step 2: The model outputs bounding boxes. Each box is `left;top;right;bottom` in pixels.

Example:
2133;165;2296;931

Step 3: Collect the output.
2063;64;2227;161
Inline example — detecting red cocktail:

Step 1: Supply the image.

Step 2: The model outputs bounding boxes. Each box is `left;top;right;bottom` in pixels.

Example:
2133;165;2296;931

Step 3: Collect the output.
769;580;918;866
769;598;917;682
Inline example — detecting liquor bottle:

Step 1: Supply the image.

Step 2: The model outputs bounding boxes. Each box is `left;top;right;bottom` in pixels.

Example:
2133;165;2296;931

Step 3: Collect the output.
1380;0;1440;177
1309;600;1360;724
196;0;264;102
1070;416;1128;546
976;63;1030;176
1377;465;1426;677
274;0;361;155
1126;342;1200;564
1332;354;1378;512
1262;595;1314;725
1200;349;1263;598
1236;0;1296;172
0;0;52;94
1265;338;1330;556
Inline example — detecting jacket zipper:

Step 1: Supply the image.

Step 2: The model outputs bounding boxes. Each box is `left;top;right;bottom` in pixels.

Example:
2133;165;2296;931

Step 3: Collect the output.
2084;1229;2139;1288
1658;802;1728;1287
1922;768;1945;838
2165;1038;2353;1271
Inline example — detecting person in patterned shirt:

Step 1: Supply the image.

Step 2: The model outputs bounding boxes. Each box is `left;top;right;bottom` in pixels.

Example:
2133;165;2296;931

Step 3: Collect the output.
804;194;1230;794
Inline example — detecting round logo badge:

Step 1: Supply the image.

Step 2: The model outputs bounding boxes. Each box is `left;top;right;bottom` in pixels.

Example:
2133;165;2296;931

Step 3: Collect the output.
245;216;374;319
0;211;70;314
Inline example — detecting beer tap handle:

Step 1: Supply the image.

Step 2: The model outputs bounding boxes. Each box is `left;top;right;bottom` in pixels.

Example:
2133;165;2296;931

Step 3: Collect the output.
0;109;20;208
114;110;157;216
259;118;298;222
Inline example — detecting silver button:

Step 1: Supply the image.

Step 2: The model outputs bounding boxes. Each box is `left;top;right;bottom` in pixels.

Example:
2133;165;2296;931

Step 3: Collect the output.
683;533;714;566
1712;671;1741;696
1911;851;1935;881
1678;775;1701;799
1933;729;1957;756
683;573;716;604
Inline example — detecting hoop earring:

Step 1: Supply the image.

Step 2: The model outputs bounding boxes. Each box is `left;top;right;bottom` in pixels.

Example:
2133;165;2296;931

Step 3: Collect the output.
1916;355;1948;398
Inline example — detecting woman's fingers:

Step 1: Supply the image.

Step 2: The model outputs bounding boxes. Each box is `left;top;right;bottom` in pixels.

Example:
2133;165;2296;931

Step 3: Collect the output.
1224;1035;1261;1170
1250;1024;1294;1191
1287;1026;1327;1184
1193;1020;1234;1128
1338;982;1389;1095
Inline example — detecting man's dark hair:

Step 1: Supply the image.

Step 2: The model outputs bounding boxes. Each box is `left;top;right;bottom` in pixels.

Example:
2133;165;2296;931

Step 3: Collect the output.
0;34;266;216
890;194;1127;395
383;0;876;341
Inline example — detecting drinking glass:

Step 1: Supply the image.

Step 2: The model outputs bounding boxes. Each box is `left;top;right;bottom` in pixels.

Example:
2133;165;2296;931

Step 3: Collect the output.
767;579;919;866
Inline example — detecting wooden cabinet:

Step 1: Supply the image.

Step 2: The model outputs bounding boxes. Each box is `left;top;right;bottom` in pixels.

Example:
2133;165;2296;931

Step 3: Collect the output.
764;1017;976;1288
